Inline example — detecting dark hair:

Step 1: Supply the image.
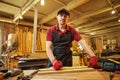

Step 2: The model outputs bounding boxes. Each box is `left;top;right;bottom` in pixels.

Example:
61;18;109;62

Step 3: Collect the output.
57;8;70;17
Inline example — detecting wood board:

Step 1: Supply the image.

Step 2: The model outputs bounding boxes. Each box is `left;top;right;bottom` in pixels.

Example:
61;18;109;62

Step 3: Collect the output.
31;66;105;80
38;66;92;74
6;67;105;80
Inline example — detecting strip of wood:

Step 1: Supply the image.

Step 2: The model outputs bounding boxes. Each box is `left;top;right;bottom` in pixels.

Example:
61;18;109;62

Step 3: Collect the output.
39;66;88;71
38;66;95;75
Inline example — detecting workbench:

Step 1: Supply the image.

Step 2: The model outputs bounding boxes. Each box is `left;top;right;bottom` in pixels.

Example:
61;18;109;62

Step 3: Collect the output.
29;66;104;80
5;66;120;80
32;70;104;80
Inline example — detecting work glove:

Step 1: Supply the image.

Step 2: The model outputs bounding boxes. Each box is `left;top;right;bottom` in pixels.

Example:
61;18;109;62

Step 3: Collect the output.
52;59;63;70
89;56;98;68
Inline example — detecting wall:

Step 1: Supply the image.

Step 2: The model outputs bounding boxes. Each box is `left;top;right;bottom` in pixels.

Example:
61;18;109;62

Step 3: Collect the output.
0;22;44;55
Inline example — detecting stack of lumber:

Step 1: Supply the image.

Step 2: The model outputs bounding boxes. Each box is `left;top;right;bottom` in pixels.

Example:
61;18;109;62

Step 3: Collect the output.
16;26;47;56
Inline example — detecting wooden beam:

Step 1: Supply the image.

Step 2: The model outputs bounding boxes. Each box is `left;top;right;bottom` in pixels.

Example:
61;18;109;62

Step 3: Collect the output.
32;7;38;53
78;16;118;29
0;16;15;23
94;27;120;36
97;30;120;37
0;16;50;30
54;0;92;24
81;21;120;32
53;0;66;6
39;0;89;24
0;0;21;8
13;0;40;21
69;4;120;26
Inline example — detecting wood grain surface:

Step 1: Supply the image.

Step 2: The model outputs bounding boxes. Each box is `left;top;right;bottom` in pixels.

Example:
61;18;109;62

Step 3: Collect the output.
31;66;105;80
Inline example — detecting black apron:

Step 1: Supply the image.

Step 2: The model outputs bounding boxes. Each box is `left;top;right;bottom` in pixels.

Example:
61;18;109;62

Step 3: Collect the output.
48;29;73;67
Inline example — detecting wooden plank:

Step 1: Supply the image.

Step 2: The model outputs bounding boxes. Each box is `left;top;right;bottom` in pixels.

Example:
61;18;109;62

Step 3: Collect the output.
40;29;46;51
33;71;105;80
22;30;26;53
31;67;105;80
39;66;88;71
6;67;105;80
38;66;94;74
28;31;31;52
36;30;42;50
38;68;94;75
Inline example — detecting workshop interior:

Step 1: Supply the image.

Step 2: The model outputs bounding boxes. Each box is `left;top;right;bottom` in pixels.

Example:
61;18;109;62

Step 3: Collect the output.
0;0;120;80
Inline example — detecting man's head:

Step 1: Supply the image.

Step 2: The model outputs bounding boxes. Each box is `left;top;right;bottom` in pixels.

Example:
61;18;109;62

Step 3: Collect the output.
57;8;70;25
57;8;70;17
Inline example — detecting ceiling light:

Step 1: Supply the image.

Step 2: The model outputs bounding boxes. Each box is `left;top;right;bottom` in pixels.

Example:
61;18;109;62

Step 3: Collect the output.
19;15;23;19
111;10;116;14
90;32;95;35
118;19;120;22
40;0;45;6
22;11;26;14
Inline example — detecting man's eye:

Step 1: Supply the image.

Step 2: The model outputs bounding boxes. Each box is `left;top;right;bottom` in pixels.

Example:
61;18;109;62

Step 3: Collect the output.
61;15;67;18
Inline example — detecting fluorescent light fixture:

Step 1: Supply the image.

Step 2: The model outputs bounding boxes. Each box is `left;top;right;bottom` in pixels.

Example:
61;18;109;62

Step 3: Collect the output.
40;0;45;6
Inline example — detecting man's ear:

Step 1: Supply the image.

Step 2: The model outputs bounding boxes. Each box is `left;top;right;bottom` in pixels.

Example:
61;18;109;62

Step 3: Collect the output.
67;16;70;19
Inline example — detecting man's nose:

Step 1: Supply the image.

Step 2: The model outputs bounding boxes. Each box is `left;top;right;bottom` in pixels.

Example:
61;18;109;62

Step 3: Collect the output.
61;16;66;19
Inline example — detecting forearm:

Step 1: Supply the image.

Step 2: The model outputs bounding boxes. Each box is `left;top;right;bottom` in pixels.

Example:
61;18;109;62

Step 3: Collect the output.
79;39;95;57
46;41;55;62
46;47;55;62
78;39;98;68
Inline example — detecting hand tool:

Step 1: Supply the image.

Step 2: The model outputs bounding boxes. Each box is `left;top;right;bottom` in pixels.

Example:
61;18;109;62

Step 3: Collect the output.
108;59;120;64
17;70;38;80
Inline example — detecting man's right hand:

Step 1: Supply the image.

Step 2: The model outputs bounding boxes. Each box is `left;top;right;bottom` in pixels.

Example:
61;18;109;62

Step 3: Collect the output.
52;59;63;70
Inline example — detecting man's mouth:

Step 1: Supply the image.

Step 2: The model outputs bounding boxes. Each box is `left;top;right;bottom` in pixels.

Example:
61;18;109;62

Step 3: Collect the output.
61;20;65;22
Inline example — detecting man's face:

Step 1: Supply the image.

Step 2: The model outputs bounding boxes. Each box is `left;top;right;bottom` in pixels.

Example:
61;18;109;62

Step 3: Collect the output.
57;13;69;25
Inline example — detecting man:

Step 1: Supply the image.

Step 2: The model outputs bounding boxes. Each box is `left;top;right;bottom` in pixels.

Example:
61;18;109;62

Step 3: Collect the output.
46;8;98;70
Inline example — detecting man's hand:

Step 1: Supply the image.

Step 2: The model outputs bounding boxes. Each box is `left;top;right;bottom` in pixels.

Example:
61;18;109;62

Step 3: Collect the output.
52;59;63;70
89;56;98;68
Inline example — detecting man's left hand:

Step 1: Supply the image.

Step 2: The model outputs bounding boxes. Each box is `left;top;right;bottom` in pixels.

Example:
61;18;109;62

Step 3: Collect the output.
89;56;98;68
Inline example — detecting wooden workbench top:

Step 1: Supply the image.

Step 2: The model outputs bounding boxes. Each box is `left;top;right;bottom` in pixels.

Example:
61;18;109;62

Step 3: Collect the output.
31;66;105;80
6;66;120;80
